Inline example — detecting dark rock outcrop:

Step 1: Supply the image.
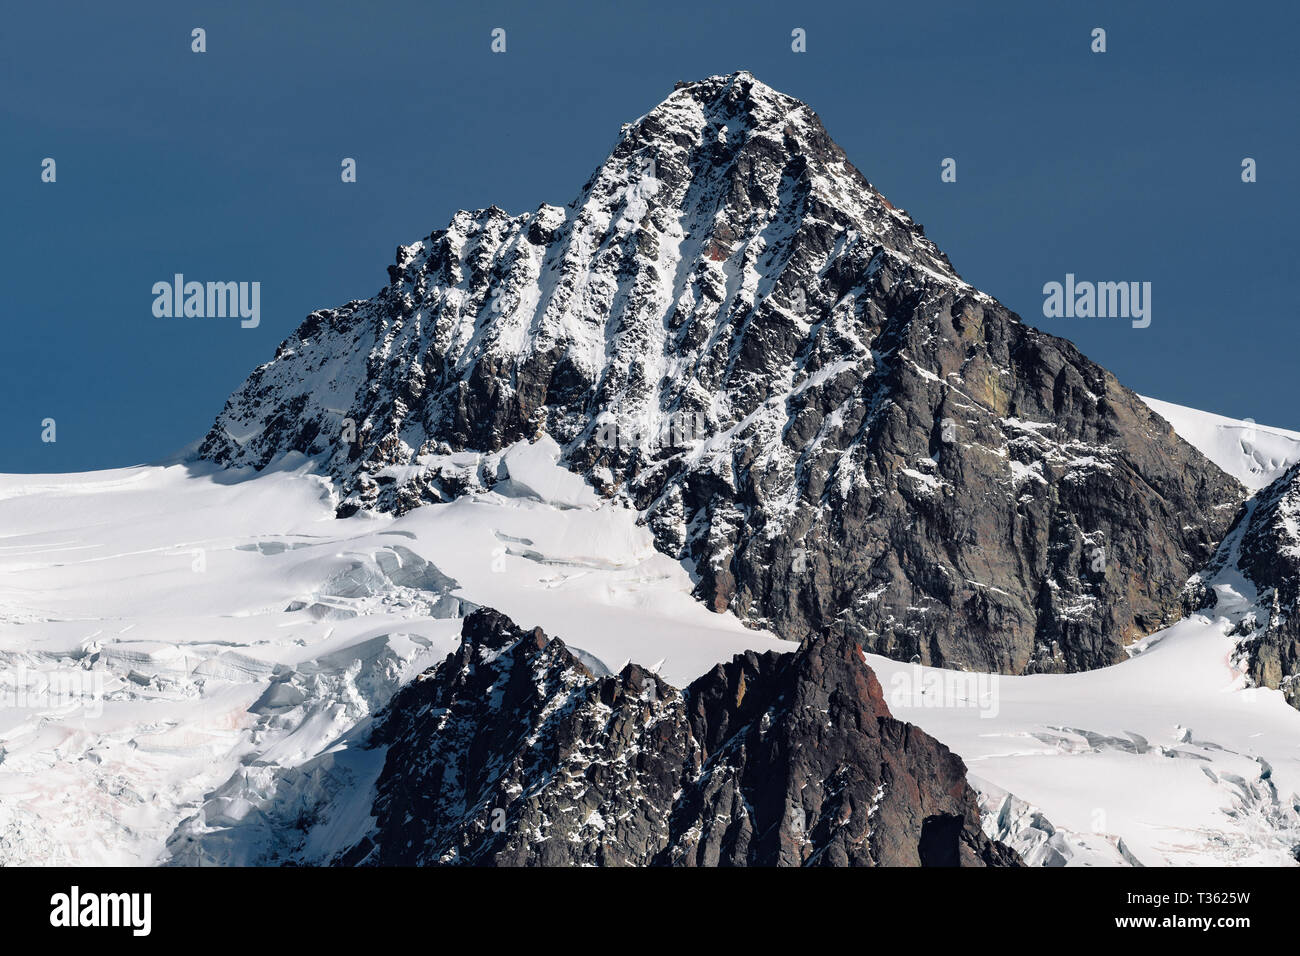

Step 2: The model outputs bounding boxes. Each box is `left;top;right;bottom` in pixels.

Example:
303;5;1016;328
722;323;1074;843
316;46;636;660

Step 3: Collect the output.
200;72;1244;674
337;608;1020;867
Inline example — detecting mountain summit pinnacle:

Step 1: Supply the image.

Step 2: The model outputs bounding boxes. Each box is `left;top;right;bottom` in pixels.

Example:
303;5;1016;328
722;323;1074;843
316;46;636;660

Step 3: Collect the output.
201;74;1243;675
601;70;959;280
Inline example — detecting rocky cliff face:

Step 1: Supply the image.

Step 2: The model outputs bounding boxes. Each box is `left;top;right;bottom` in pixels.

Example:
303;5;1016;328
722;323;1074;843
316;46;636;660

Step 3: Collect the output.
200;71;1244;674
337;608;1019;867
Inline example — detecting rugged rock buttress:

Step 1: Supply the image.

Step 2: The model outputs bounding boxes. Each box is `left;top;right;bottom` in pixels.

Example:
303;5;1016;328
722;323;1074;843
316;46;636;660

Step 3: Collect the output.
336;608;1020;867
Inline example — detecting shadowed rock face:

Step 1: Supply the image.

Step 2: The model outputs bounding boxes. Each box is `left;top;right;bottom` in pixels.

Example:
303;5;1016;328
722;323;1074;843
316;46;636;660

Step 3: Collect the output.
338;608;1020;867
200;72;1243;673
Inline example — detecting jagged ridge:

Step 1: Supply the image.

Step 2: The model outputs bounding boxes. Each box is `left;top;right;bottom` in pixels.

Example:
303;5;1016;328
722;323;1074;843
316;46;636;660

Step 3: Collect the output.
336;607;1020;866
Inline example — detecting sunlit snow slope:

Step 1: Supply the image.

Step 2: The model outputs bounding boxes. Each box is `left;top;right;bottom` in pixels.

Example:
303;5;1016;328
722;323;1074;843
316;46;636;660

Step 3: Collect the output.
875;577;1300;865
0;443;786;865
1142;395;1300;491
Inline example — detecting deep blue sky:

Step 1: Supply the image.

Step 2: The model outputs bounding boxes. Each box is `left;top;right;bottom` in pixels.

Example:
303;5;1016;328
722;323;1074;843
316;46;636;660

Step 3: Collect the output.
3;0;1296;472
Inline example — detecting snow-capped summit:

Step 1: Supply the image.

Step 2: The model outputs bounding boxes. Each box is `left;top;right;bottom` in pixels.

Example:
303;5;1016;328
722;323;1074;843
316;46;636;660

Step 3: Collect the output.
202;71;958;485
201;73;1243;676
7;73;1300;871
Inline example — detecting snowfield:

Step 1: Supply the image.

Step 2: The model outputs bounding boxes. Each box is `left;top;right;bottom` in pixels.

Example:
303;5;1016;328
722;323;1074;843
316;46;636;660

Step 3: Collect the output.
1141;395;1300;491
0;443;786;865
874;581;1300;866
1;402;1299;866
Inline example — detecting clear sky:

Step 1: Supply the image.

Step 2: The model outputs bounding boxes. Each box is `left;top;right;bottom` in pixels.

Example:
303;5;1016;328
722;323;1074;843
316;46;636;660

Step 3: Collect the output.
3;0;1297;472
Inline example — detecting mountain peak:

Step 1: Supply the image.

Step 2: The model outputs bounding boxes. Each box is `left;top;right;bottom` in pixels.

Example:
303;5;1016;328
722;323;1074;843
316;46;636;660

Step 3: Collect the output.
611;71;883;220
662;70;804;120
201;74;1243;678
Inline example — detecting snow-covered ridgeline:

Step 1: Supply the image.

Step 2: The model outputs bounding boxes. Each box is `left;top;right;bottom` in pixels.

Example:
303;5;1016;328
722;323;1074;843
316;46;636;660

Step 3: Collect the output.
1141;395;1300;491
